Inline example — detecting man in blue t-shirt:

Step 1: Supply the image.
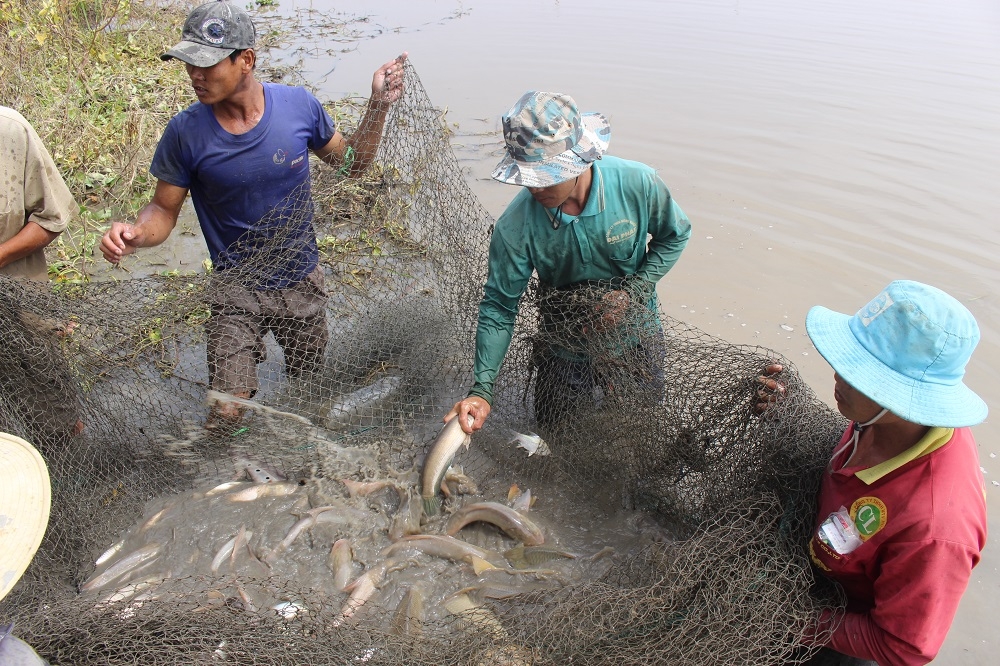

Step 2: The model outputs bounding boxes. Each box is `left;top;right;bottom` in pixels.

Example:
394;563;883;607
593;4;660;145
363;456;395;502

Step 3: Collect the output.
99;1;407;428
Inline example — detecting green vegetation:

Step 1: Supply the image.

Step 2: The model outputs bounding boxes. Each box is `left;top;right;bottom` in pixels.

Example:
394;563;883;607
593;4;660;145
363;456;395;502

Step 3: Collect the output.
1;0;194;280
1;1;414;286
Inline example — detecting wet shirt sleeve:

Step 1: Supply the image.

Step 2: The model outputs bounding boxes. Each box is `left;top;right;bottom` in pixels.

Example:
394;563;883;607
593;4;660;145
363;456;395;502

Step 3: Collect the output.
631;172;691;301
150;115;192;189
304;90;336;150
468;211;535;403
19;115;74;234
825;538;981;666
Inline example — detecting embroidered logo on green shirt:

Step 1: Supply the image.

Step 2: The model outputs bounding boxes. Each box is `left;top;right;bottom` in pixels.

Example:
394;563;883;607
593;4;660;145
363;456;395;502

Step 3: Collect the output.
850;496;887;540
606;219;637;245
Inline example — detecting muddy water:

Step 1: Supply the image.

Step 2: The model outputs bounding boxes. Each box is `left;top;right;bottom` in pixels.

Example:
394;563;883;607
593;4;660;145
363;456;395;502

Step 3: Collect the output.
147;0;1000;661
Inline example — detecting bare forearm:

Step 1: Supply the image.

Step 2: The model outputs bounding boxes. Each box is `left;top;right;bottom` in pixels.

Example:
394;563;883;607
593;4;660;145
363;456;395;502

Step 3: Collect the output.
0;221;59;268
131;201;179;248
345;102;391;175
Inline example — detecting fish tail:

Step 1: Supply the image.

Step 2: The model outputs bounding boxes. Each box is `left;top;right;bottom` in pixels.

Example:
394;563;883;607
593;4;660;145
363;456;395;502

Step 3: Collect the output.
422;496;441;517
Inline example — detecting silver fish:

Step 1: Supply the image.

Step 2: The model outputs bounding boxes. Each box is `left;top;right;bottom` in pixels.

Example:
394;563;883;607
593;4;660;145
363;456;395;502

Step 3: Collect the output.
81;542;163;592
226;481;300;502
421;414;473;516
383;534;506;570
332;561;391;628
329;539;355;592
325;376;403;424
210;527;253;574
504;544;577;569
264;507;333;565
390;585;425;639
206;390;314;425
388;487;423;541
95;539;126;567
446;502;545;546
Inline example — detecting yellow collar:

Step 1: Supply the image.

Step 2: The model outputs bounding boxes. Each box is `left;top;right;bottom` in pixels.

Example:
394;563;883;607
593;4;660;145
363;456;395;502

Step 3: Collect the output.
856;427;954;484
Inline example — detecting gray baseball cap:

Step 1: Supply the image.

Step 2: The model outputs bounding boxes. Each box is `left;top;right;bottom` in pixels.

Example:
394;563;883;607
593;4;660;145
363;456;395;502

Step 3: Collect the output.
161;1;256;68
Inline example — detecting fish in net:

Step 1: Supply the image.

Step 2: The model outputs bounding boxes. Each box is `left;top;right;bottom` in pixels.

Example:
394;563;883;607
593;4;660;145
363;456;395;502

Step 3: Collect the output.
0;60;846;665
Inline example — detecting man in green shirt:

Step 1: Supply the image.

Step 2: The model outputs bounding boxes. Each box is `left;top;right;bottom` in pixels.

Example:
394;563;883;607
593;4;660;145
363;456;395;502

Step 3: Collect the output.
447;90;691;434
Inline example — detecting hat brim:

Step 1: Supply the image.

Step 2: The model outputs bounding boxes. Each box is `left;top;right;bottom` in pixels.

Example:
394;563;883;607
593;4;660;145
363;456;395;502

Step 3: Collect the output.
161;41;234;68
806;306;988;427
0;432;51;601
492;112;611;188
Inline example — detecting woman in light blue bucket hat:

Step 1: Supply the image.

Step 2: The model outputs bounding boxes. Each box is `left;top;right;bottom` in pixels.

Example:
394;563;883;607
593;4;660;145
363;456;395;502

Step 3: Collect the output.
762;280;988;666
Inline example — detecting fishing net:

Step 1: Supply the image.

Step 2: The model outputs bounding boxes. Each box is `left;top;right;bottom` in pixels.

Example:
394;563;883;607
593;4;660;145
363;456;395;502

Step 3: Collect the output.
0;59;848;665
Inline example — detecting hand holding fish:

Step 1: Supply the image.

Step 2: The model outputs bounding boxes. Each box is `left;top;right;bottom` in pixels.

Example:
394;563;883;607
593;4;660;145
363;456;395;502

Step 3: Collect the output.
446;396;490;434
753;362;785;414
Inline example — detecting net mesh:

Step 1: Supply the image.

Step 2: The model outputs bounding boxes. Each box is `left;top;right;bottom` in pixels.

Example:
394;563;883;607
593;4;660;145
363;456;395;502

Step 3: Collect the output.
0;61;848;665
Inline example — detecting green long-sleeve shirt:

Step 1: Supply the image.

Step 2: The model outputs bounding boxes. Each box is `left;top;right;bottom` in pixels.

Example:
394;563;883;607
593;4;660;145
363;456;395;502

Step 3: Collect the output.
470;156;691;403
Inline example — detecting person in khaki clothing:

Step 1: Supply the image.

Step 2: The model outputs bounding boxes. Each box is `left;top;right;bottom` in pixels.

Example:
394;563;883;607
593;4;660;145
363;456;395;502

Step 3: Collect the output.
0;106;74;279
0;105;82;452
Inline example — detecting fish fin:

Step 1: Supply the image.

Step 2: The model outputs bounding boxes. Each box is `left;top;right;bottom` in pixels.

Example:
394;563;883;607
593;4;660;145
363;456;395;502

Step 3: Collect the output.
471;556;497;575
506;484;520;502
462;434;471;450
422;496;441;517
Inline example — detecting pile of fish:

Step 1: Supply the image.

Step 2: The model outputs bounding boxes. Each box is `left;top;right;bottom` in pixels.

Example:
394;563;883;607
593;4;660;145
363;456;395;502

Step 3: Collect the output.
77;416;638;659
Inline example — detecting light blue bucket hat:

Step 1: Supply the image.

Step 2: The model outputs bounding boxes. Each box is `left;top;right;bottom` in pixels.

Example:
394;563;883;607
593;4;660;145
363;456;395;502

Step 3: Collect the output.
806;280;988;427
492;91;611;188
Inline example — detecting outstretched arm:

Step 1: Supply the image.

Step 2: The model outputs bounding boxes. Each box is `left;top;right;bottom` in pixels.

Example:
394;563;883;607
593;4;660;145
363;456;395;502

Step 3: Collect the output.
314;52;408;177
100;180;186;264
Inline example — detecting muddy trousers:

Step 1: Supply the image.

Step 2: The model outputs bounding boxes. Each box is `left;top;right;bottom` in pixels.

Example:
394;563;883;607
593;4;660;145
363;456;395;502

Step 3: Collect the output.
205;266;329;397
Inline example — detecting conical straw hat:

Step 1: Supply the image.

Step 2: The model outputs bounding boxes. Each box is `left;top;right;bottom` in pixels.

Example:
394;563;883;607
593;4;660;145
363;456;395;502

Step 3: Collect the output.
0;432;51;601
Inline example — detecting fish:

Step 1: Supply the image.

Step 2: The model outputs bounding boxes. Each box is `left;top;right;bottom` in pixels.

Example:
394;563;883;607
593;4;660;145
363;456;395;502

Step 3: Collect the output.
329;539;355;592
503;544;577;569
382;534;507;570
95;574;168;607
81;542;163;592
421;414;473;516
511;488;533;513
446;502;545;546
388;487;423;541
332;561;391;628
325;376;403;424
443;465;479;496
226;481;300;502
264;507;333;565
272;600;307;620
206;390;314;425
510;431;550;457
95;539;126;567
204;481;249;496
211;527;253;574
390;585;425;639
339;478;397;498
459;566;567;601
442;592;508;640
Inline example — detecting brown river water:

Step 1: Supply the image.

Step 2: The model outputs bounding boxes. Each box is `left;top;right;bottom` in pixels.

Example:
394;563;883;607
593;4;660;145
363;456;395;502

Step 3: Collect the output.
141;0;1000;662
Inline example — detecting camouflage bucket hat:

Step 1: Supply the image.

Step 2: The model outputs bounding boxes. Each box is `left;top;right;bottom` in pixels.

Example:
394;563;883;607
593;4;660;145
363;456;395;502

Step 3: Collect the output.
492;91;611;188
161;1;256;68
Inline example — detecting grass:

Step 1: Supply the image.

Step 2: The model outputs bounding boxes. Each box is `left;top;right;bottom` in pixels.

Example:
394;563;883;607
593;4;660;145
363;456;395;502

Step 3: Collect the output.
1;0;196;281
1;0;420;285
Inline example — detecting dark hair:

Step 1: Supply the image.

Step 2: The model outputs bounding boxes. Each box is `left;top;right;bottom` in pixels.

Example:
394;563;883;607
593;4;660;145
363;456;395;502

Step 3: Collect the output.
228;49;256;69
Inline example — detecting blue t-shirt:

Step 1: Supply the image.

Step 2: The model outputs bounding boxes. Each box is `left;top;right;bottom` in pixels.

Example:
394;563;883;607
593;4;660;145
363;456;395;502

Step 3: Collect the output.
150;83;336;289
